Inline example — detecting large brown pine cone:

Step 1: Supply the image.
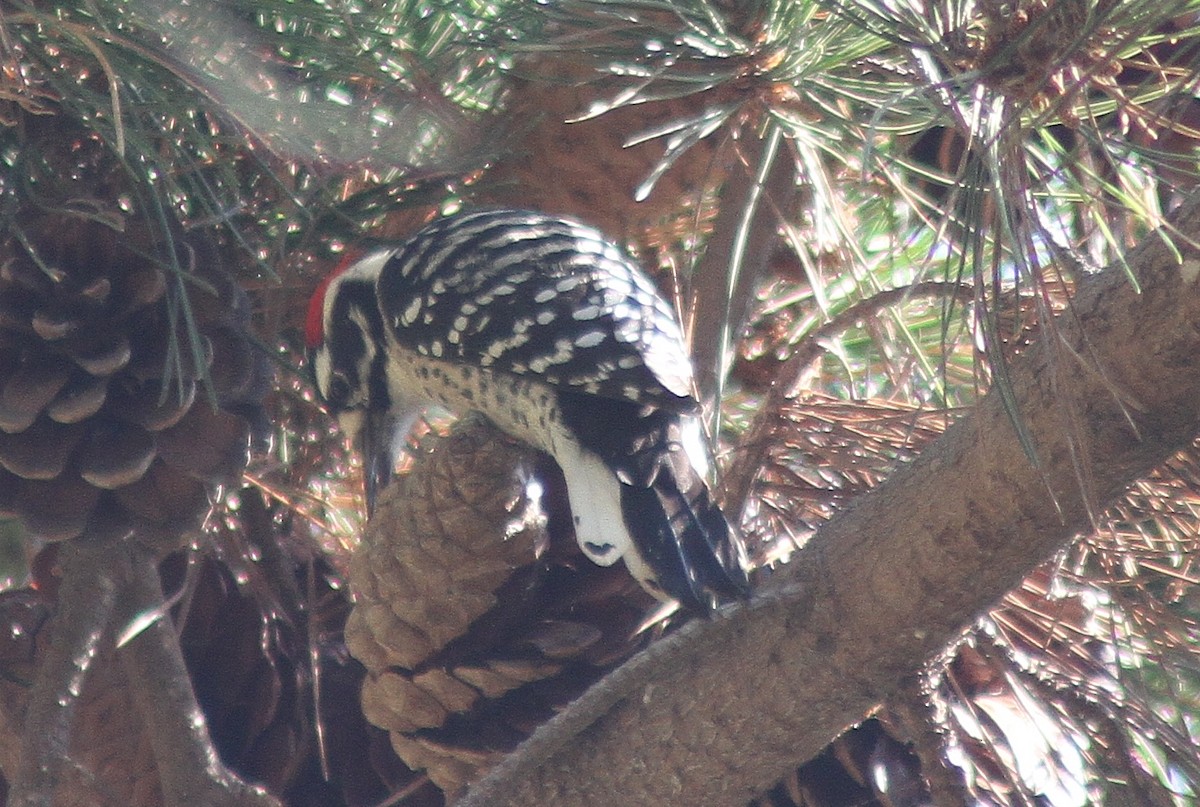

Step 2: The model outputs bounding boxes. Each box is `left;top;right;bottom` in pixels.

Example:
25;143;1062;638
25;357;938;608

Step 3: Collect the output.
344;420;661;798
0;128;270;549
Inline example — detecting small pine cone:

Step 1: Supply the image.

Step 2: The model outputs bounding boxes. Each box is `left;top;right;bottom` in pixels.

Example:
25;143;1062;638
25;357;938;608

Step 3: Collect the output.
345;420;659;798
0;129;271;549
480;57;728;248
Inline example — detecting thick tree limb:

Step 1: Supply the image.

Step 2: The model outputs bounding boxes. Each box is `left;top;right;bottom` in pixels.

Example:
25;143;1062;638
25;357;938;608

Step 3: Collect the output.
458;202;1200;807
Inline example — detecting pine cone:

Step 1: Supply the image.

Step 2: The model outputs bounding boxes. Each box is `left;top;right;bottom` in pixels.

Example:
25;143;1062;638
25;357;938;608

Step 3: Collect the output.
480;57;728;248
344;420;659;797
0;127;271;549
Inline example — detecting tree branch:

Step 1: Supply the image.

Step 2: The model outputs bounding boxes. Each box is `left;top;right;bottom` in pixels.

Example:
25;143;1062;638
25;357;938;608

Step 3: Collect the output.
458;200;1200;807
117;544;281;807
9;540;119;807
688;131;796;405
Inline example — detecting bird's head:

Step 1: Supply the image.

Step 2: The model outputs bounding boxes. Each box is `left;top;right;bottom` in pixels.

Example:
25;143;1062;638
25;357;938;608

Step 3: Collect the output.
305;249;397;512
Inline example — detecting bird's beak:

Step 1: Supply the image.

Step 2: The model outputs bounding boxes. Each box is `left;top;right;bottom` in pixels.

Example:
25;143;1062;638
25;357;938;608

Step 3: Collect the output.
359;410;396;517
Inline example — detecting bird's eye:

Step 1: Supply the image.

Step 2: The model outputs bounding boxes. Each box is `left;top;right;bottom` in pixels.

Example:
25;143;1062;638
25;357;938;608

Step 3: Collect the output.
328;371;353;407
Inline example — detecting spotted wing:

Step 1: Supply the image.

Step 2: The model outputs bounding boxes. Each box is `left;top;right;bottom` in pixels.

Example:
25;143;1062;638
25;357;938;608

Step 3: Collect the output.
374;209;698;413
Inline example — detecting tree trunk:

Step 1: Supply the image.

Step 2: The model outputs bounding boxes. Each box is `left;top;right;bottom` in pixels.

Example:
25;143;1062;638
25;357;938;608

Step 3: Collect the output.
457;198;1200;807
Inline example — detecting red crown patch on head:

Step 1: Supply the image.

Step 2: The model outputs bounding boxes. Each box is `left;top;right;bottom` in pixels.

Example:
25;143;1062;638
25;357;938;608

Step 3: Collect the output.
305;252;360;349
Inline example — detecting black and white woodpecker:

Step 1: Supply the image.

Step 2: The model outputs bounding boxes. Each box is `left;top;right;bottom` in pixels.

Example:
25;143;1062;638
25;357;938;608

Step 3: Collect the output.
306;209;749;612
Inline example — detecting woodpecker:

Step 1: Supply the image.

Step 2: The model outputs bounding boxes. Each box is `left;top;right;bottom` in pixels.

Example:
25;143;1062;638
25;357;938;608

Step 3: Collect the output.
306;209;749;612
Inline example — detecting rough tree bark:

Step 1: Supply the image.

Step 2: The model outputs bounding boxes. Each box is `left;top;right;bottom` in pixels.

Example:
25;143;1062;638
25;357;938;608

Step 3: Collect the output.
456;199;1200;807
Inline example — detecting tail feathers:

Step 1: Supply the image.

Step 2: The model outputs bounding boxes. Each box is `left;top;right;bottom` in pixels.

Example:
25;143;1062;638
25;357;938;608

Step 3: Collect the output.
611;412;750;611
555;391;750;612
619;444;750;611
